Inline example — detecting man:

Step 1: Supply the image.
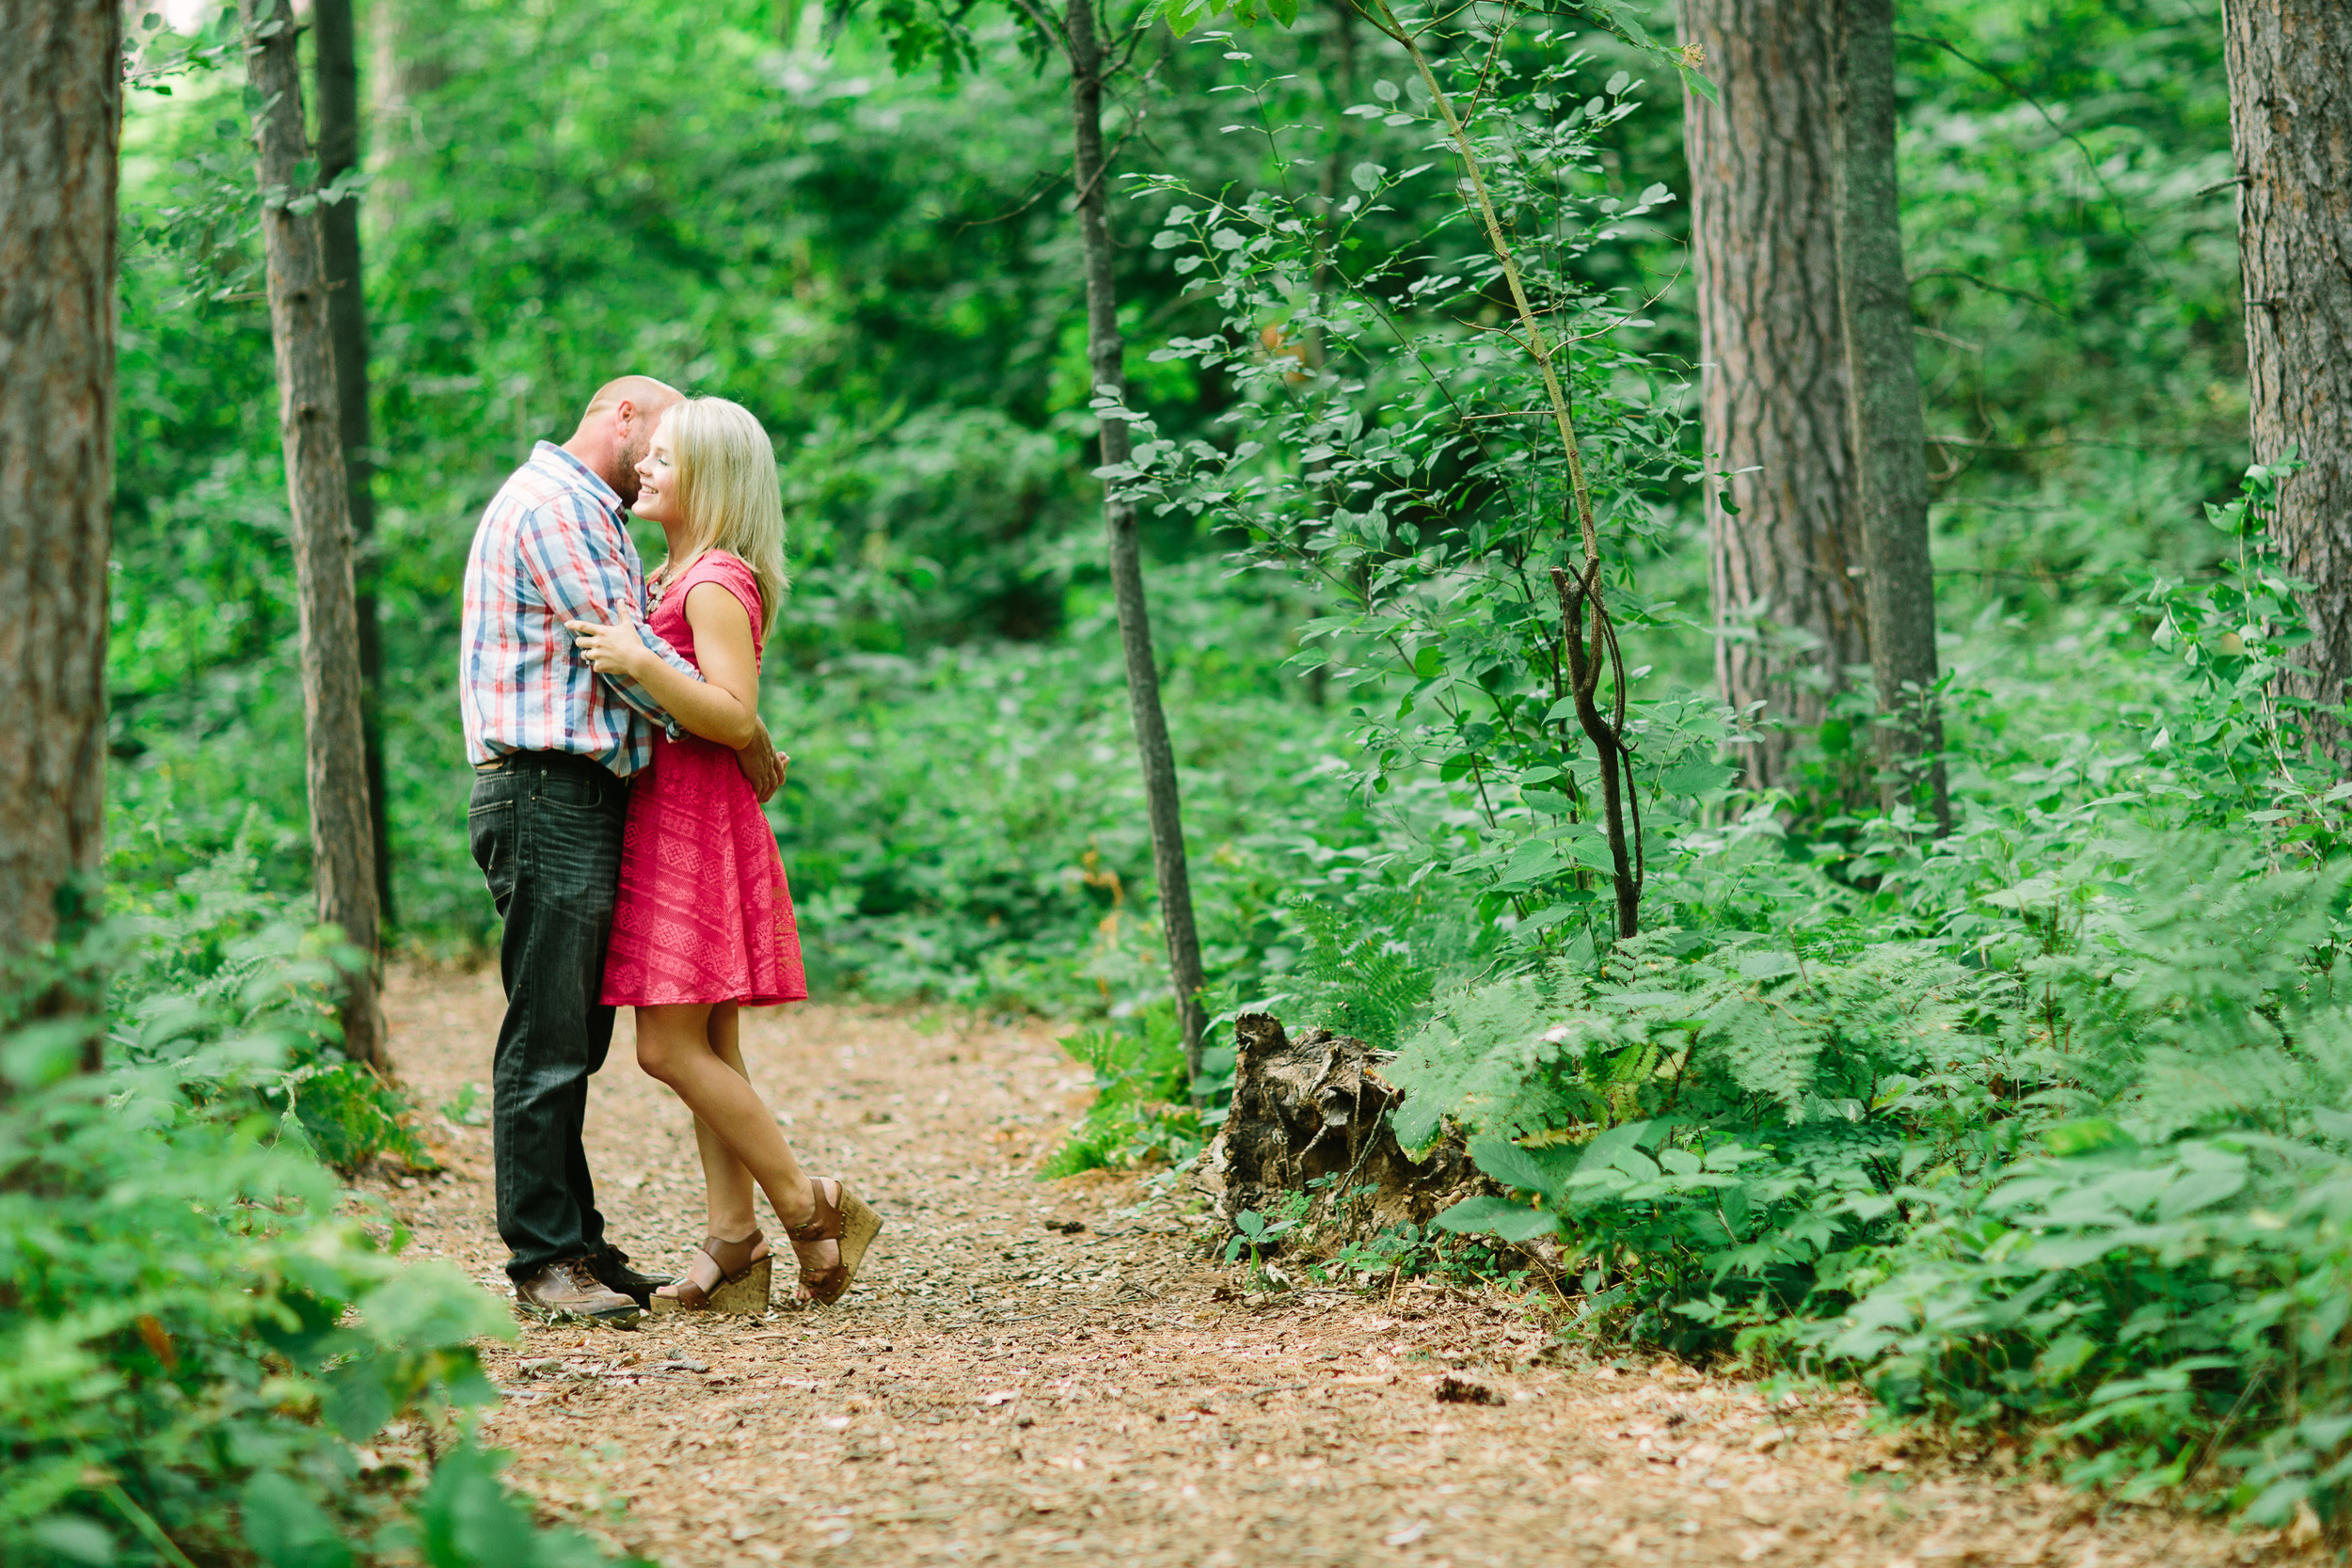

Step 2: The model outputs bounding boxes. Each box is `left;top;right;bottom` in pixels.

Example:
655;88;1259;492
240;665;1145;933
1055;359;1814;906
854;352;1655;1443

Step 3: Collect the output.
459;375;786;1325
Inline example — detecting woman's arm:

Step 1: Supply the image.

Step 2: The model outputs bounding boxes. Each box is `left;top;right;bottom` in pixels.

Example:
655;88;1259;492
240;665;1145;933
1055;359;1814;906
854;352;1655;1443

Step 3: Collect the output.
566;582;761;748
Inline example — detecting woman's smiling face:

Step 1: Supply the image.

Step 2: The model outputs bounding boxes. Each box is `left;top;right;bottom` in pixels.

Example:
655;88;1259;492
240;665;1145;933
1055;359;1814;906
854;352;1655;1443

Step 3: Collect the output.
633;414;680;525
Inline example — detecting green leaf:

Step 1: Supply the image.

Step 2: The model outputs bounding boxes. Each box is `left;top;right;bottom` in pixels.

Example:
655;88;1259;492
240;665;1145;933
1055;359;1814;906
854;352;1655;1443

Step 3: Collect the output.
1557;828;1620;876
1432;1195;1560;1243
410;1444;542;1568
357;1264;514;1354
1576;1121;1652;1174
1495;840;1566;886
242;1471;353;1568
2154;1166;2246;1220
30;1518;117;1567
2043;1118;2137;1158
2033;1333;2099;1384
1657;761;1737;796
2312;1107;2352;1143
1147;0;1223;34
1468;1134;1571;1201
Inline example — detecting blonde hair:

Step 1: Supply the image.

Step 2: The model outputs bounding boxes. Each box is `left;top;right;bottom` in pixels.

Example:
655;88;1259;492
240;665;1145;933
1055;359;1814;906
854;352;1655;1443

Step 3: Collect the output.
657;397;789;639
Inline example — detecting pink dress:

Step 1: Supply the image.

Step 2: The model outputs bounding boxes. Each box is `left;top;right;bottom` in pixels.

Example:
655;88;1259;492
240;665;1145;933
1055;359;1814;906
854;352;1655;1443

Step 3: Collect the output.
601;551;808;1006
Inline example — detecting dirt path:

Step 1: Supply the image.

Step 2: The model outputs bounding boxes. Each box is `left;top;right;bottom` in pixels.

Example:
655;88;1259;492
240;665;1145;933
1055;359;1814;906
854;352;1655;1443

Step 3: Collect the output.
369;968;2307;1568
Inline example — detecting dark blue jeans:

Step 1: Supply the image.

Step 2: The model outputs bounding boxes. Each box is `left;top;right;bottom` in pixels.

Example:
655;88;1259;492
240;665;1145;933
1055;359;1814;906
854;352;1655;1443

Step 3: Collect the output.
467;752;629;1283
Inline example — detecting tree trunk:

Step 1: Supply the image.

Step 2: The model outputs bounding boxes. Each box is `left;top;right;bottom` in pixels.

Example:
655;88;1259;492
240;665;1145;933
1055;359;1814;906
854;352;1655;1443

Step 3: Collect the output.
366;0;446;239
313;0;393;925
2224;0;2352;754
1065;0;1208;1080
1679;0;1867;789
1834;0;1949;832
241;0;387;1070
0;0;116;1053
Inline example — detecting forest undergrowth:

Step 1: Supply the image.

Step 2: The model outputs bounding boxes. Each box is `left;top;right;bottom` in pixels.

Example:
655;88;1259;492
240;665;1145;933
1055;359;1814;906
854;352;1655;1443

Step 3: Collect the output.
0;901;648;1566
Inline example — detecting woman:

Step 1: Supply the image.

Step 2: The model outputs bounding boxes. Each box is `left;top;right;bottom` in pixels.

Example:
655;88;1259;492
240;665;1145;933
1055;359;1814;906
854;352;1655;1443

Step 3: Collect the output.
567;396;880;1312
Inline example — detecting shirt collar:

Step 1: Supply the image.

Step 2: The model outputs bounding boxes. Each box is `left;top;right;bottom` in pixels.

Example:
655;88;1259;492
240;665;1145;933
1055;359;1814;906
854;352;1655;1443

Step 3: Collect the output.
532;440;628;515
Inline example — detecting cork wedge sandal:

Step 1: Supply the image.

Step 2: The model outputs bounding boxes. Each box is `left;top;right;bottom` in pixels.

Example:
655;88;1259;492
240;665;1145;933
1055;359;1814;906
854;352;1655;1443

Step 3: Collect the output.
786;1179;882;1307
649;1229;772;1315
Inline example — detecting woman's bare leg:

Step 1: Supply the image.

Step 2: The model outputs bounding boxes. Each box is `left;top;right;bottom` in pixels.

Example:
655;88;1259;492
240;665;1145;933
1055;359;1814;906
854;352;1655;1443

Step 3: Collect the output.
708;1008;840;1285
635;1003;818;1236
657;1006;766;1301
694;1006;759;1237
689;1113;756;1236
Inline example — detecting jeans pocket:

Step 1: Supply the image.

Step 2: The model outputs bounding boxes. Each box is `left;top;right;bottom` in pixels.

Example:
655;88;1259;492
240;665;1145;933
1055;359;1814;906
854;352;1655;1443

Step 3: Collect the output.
530;797;624;921
536;768;616;815
468;797;518;911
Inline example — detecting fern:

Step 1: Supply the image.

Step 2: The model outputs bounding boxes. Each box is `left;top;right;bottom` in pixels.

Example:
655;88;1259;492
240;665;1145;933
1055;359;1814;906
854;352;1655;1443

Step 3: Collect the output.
1392;931;1982;1146
1387;971;1619;1147
1389;928;1989;1351
1273;892;1448;1052
1040;1002;1200;1177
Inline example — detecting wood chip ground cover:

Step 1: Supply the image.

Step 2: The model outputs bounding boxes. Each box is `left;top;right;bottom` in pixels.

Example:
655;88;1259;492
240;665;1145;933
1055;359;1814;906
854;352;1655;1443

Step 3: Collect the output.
370;968;2319;1567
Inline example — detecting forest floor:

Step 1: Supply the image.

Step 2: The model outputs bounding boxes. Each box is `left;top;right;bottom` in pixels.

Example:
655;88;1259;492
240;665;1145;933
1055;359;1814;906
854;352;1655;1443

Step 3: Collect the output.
366;967;2320;1568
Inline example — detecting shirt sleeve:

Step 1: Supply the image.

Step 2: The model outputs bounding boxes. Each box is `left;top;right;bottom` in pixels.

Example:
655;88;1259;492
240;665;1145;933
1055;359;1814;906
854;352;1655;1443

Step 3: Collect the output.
514;494;700;735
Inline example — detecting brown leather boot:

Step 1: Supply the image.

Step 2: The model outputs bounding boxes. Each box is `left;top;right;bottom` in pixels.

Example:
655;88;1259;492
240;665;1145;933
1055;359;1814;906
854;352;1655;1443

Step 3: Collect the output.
514;1258;644;1326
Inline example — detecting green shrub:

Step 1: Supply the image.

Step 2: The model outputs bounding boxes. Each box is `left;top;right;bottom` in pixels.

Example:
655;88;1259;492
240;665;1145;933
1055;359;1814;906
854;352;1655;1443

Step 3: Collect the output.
1382;833;2352;1519
1040;1002;1201;1178
1830;1128;2352;1525
1385;927;1990;1351
1;921;644;1567
105;833;427;1175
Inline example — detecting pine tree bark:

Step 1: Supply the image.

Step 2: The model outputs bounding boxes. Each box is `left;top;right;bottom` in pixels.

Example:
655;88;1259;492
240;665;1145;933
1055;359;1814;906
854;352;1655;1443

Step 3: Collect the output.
1834;0;1949;831
1065;0;1208;1079
2224;0;2352;754
1679;0;1867;789
241;0;386;1070
312;0;392;924
0;0;117;1040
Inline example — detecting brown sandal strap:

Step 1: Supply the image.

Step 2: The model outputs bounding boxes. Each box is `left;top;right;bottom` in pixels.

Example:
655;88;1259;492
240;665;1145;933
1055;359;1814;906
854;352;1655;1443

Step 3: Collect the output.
667;1229;766;1309
784;1182;841;1244
787;1181;848;1296
781;1180;878;1307
701;1229;766;1276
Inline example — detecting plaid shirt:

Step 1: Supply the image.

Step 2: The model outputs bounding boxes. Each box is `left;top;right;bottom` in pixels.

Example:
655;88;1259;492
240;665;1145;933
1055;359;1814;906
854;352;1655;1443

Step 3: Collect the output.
459;442;693;777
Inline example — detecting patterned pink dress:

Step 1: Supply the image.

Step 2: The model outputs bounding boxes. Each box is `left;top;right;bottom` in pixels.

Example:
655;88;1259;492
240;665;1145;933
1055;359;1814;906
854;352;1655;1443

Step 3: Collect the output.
601;551;808;1007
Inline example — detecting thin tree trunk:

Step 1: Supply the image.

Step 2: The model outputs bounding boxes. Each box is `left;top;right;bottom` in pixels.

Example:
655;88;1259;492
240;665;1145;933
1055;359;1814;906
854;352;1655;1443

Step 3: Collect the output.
1065;0;1208;1079
0;0;116;1062
241;0;387;1070
313;0;393;924
366;0;445;239
1679;0;1867;790
2224;0;2352;757
1834;0;1949;832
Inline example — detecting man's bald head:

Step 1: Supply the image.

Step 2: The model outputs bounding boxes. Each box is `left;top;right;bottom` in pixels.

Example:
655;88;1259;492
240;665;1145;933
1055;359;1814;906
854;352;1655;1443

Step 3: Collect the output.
563;375;684;505
580;374;682;424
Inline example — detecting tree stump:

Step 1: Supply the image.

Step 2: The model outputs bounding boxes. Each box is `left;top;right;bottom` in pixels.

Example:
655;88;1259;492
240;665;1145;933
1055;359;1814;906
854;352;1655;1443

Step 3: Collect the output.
1200;1013;1481;1241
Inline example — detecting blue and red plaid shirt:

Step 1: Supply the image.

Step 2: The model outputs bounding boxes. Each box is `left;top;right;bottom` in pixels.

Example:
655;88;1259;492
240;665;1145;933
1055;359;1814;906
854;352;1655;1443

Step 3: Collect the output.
459;441;693;777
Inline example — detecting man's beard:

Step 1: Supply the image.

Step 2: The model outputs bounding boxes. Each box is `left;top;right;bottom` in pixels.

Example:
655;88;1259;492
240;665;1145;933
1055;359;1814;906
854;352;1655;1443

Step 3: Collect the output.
612;435;647;507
